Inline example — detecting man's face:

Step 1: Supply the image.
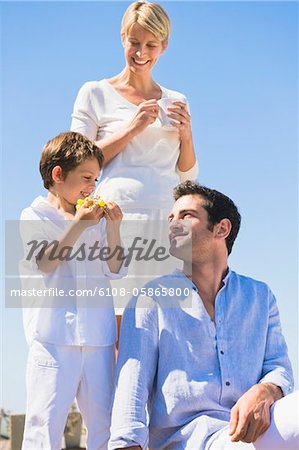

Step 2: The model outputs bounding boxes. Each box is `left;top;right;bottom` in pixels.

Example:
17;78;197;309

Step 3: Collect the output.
168;194;215;263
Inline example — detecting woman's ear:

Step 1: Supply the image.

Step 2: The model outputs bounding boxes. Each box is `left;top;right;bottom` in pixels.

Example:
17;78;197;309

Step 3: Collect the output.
161;40;168;54
51;166;64;184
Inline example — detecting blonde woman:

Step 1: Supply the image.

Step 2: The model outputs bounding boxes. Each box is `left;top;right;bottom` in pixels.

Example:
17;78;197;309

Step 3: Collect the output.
71;1;198;311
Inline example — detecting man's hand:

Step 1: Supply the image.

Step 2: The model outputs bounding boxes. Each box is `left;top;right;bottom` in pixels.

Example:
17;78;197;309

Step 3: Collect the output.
229;382;283;443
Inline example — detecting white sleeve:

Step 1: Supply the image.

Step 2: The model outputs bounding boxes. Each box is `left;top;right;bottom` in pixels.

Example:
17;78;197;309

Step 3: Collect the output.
109;296;159;450
19;209;47;272
176;160;199;182
102;247;128;279
100;220;128;279
258;289;294;397
70;82;100;140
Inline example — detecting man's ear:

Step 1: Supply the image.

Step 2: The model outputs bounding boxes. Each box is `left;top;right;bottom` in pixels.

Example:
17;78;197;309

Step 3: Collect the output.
215;219;231;240
52;166;64;184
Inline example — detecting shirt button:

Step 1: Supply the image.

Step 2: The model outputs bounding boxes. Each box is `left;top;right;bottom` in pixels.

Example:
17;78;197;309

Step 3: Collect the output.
226;381;231;386
220;350;224;355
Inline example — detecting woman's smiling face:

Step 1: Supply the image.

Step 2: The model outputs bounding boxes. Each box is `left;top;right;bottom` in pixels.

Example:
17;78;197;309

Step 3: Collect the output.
123;23;167;75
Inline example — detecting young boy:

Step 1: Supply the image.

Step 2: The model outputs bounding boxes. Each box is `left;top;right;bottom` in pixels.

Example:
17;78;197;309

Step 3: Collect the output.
19;131;126;450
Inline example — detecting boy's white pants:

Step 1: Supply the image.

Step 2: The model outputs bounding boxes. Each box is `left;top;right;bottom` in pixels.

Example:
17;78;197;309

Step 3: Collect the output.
22;341;115;450
209;390;299;450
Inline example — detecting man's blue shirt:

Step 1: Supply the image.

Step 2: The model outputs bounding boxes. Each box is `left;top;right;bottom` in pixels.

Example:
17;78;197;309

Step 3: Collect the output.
109;270;293;450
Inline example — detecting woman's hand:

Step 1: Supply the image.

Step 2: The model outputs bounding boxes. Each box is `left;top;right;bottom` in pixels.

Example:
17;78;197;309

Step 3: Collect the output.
129;99;160;135
168;101;197;175
167;101;193;143
88;99;159;165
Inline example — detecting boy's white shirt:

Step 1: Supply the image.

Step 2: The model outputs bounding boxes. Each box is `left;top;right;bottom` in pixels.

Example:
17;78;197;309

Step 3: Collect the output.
19;196;126;346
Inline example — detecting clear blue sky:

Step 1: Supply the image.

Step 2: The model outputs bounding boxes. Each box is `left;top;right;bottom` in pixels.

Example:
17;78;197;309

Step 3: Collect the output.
1;1;298;412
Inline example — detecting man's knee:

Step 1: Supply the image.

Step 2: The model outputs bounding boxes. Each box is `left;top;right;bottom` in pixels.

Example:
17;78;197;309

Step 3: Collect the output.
255;390;299;449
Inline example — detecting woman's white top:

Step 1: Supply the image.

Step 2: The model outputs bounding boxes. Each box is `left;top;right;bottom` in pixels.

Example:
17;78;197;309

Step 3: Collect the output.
71;79;198;212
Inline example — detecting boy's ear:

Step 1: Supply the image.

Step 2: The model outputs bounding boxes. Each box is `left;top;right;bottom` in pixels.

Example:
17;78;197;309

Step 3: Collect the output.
52;166;64;183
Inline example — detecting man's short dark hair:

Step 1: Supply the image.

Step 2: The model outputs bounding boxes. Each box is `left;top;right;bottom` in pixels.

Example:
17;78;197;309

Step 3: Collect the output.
173;181;241;255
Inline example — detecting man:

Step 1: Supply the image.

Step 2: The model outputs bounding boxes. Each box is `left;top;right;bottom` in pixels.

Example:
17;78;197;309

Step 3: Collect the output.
109;181;298;450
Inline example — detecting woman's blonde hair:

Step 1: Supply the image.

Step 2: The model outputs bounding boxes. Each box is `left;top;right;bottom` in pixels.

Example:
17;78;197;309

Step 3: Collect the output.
121;1;170;42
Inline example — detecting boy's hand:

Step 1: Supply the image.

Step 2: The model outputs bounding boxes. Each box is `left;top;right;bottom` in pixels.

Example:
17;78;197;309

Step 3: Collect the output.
105;201;123;225
105;202;124;274
75;203;105;227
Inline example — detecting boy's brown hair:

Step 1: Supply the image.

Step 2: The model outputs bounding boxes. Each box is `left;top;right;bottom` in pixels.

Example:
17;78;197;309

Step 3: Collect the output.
40;132;104;189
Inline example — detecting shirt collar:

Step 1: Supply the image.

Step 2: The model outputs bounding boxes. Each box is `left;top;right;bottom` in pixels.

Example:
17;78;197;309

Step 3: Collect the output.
173;267;232;291
222;267;232;285
30;196;66;219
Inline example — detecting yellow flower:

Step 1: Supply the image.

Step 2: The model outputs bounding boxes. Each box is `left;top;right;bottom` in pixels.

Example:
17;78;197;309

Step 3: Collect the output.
76;196;106;211
97;199;106;207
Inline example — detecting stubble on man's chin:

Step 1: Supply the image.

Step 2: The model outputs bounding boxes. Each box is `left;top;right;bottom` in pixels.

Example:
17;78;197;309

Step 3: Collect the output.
169;241;192;269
